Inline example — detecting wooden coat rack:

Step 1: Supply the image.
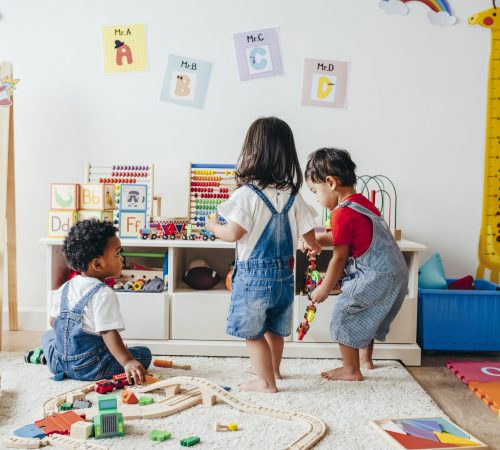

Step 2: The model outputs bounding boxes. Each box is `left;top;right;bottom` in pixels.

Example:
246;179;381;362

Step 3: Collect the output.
0;61;19;348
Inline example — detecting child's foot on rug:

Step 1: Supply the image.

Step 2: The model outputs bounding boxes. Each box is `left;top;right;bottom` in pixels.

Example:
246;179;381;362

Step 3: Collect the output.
360;360;375;370
321;366;363;381
239;379;278;393
246;367;283;380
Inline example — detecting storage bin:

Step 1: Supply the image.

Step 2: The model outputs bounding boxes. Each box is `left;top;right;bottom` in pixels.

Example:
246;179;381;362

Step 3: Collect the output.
417;279;500;351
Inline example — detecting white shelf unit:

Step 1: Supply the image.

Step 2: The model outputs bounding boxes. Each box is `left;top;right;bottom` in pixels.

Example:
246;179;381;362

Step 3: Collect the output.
40;238;426;365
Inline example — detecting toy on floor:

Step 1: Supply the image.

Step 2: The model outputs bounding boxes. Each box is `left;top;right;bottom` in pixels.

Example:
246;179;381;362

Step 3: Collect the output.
40;376;327;449
149;430;171;442
153;358;192;370
182;259;221;290
24;347;47;365
93;394;124;439
180;436;200;447
214;422;238;432
70;421;93;440
371;417;487;449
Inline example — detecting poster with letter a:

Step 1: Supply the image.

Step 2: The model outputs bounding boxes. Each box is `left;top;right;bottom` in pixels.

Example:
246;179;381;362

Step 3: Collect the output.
160;55;212;109
301;58;348;109
101;24;148;73
233;28;283;81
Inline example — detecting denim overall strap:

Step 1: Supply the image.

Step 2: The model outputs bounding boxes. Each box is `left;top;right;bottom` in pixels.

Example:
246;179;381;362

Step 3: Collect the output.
71;282;106;315
246;184;278;215
59;283;71;314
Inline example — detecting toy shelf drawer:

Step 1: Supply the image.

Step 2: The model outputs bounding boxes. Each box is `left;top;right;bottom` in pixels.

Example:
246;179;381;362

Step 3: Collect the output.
170;286;240;341
418;279;500;351
293;294;416;343
117;292;169;340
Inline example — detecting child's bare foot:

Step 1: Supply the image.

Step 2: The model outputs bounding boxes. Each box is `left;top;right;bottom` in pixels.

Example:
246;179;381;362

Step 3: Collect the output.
321;366;363;381
246;367;283;380
274;372;283;380
360;360;375;370
239;379;278;393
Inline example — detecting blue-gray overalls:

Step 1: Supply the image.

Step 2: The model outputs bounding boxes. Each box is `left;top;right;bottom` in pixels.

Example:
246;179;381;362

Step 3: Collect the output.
42;281;151;380
330;200;409;348
226;185;296;339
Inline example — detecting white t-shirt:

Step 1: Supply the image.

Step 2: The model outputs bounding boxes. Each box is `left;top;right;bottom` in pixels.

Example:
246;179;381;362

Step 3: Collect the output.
218;185;317;261
50;275;125;335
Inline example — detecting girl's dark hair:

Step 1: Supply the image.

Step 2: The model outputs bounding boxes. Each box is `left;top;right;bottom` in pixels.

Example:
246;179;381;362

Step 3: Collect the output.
63;219;118;272
305;148;357;186
235;117;303;195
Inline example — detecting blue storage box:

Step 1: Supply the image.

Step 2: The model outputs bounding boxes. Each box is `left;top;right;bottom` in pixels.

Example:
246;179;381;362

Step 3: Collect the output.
418;279;500;351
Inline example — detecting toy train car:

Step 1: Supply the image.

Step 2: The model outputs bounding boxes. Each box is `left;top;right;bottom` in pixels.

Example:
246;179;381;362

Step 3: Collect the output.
140;217;216;241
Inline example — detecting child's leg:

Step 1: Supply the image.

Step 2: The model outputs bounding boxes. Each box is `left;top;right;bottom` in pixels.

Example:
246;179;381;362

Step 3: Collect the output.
264;332;284;379
321;344;363;381
360;339;375;369
241;337;278;393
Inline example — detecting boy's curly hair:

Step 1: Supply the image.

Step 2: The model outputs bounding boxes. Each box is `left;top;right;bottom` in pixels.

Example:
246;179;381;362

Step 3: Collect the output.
63;219;118;272
305;148;357;187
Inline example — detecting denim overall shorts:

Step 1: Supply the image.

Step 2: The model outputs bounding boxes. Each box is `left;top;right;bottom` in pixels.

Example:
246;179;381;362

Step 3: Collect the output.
330;200;409;349
226;185;296;339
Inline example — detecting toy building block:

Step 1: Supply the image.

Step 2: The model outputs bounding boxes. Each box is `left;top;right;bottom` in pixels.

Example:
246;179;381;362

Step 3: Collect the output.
153;359;192;370
48;210;77;238
52;372;65;381
93;394;124;439
121;390;139;404
59;402;73;411
14;424;46;439
3;436;48;448
202;391;216;406
66;391;85;404
77;210;113;222
180;436;200;447
213;422;238;432
145;374;160;385
149;430;171;442
120;404;142;420
70;421;93;440
139;396;154;406
80;184;116;210
73;399;92;409
51;184;80;210
35;411;85;435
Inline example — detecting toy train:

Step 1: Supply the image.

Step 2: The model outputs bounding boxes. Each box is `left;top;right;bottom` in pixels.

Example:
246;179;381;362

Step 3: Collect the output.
140;217;216;241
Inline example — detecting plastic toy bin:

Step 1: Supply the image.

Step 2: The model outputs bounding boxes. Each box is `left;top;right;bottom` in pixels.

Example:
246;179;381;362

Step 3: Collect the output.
417;279;500;351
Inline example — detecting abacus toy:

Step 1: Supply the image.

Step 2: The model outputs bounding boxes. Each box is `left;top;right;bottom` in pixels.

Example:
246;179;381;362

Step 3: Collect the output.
188;163;237;235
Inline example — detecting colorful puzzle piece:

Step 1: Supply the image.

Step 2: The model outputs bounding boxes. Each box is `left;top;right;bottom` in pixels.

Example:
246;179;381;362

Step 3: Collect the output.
468;380;500;413
150;430;171;442
400;423;438;441
139;396;154;406
385;431;456;449
446;361;500;384
35;411;84;435
434;431;481;446
405;419;441;433
14;424;46;439
382;420;407;434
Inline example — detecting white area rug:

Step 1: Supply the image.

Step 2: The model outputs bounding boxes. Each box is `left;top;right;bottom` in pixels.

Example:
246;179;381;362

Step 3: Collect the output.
0;353;445;449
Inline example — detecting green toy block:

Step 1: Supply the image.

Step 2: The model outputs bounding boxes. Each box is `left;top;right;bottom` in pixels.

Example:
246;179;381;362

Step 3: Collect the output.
139;396;154;406
180;436;200;447
149;430;171;442
59;402;73;411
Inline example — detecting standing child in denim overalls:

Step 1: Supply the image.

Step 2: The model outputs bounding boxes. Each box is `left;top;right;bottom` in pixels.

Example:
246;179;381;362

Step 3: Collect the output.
41;219;151;383
206;117;321;393
304;148;408;381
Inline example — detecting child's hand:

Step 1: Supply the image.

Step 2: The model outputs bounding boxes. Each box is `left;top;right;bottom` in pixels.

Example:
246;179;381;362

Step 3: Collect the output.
307;239;322;257
205;213;220;234
310;283;330;303
123;359;147;385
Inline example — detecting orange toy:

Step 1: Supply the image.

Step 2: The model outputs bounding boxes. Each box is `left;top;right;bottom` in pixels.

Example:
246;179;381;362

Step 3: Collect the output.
468;380;500;413
153;358;191;370
121;390;139;404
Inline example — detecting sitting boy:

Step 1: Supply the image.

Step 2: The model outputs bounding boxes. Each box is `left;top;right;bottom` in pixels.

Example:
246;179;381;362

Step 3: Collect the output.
41;219;151;383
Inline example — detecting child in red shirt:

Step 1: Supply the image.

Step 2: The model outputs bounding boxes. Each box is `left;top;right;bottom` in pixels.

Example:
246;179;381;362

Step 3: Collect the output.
304;148;408;381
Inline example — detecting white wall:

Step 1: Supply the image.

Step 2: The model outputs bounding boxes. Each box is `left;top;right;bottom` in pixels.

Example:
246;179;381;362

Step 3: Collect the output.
0;0;491;328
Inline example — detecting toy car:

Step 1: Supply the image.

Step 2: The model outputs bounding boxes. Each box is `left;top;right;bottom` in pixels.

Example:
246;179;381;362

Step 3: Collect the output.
95;380;115;394
296;322;310;341
24;347;47;364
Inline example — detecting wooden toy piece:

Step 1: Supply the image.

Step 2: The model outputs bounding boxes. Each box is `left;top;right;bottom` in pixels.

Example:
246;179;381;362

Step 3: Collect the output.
65;391;85;404
121;390;139;404
51;184;80;210
434;432;482;446
120;403;142;420
80;183;115;210
132;278;145;291
70;421;93;440
180;436;200;447
385;431;456;449
153;358;191;370
59;402;73;411
446;361;500;384
468;381;500;413
139;396;154;406
3;436;48;448
47;433;108;449
145;374;160;384
149;430;171;442
93;394;124;439
47;210;77;238
400;422;439;441
202;391;216;406
35;411;85;436
14;424;46;439
94;380;114;394
213;422;238;432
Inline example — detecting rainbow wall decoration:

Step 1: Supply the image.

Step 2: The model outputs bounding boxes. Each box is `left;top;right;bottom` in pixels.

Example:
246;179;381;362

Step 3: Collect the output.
379;0;457;26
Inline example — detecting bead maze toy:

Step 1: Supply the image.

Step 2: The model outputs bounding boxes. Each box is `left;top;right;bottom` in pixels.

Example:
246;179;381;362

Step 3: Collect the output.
34;376;326;450
469;3;500;283
371;417;487;449
357;174;401;240
188;163;237;236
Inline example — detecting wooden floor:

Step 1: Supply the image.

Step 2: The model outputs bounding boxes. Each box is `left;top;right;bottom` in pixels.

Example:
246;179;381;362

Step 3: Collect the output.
2;331;499;448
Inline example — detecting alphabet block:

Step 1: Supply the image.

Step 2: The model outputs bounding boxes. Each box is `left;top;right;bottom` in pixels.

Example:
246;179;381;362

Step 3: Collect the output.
80;184;116;210
48;210;77;238
51;184;80;210
77;210;114;222
118;212;146;238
